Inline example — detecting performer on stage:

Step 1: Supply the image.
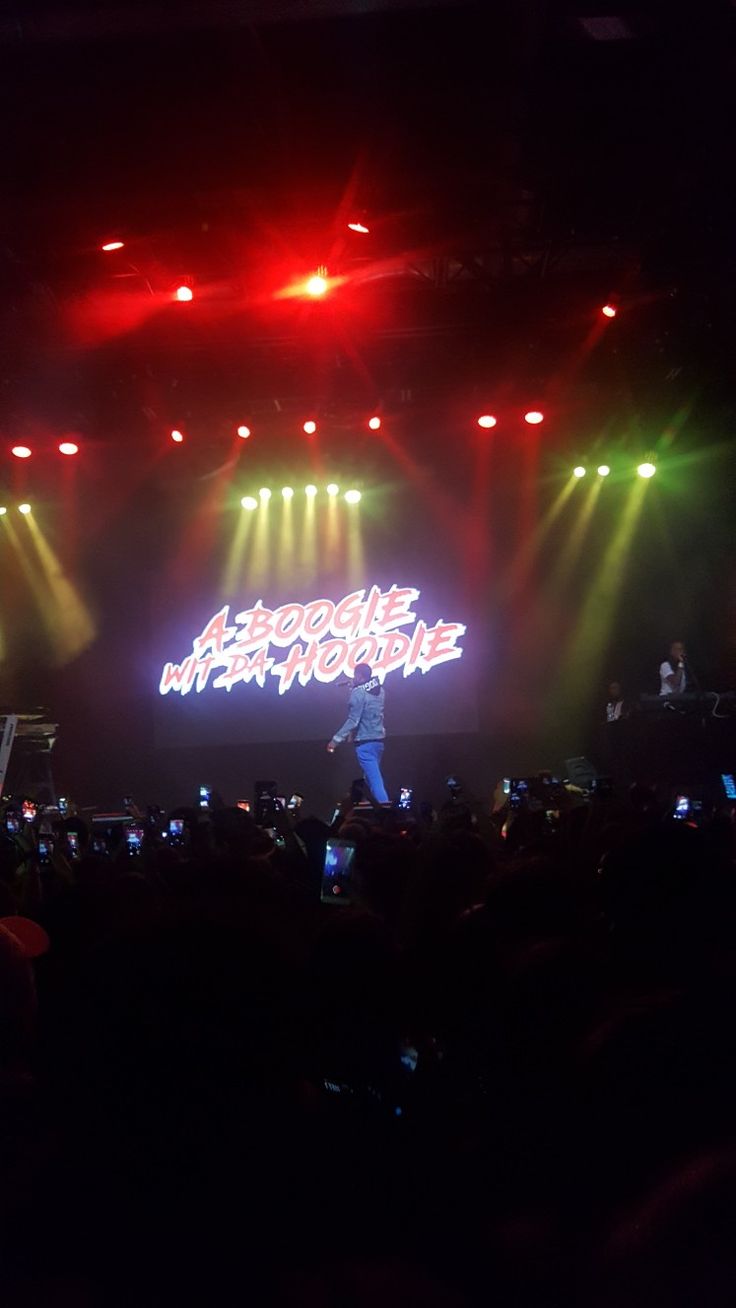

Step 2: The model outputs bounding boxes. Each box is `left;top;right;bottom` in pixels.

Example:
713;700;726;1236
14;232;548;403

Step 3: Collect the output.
605;680;627;722
659;640;688;696
326;663;389;804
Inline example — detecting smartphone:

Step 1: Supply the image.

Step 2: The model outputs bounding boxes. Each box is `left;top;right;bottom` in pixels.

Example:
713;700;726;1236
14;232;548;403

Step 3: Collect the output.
38;837;53;864
58;796;68;817
168;817;184;846
397;786;413;811
126;825;145;855
275;796;287;812
67;831;80;861
722;773;736;801
265;828;286;849
5;814;20;835
509;778;528;811
254;780;278;825
673;794;690;820
22;800;37;823
320;839;357;904
287;793;303;812
502;778;511;796
236;800;251;813
199;784;211;810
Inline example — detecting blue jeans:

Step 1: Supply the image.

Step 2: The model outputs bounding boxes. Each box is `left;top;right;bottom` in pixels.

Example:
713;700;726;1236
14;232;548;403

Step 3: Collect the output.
355;740;389;804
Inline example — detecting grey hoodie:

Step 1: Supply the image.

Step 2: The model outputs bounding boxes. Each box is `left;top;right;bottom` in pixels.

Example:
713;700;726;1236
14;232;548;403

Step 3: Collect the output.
331;677;386;745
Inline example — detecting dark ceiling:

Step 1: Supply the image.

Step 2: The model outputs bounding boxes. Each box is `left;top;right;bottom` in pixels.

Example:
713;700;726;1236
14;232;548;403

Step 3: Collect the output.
0;0;734;445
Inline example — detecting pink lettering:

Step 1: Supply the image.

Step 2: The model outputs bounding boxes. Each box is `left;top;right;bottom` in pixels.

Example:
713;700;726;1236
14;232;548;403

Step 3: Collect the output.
333;589;366;638
193;606;235;658
272;603;305;645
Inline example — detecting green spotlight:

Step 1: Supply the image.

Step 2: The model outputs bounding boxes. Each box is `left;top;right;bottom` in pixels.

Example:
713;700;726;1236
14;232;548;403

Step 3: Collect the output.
597;465;610;478
305;484;318;498
281;486;294;500
573;466;586;478
258;487;272;501
344;489;361;505
326;483;339;497
241;495;258;510
637;461;656;479
18;503;32;514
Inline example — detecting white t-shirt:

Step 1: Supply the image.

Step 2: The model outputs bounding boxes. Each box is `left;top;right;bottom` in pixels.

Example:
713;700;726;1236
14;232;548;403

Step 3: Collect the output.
659;660;687;696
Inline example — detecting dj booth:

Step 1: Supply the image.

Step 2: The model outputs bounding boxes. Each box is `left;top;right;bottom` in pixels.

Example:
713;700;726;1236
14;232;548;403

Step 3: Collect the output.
596;693;736;788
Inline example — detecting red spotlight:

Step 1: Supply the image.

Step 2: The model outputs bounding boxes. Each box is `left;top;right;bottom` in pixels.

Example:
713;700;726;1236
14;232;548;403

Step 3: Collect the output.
305;274;328;298
368;416;381;431
477;414;497;429
601;303;617;318
348;221;370;234
170;429;184;443
11;445;32;459
303;420;317;435
524;410;544;425
58;441;79;456
175;285;193;302
101;240;124;252
236;425;251;439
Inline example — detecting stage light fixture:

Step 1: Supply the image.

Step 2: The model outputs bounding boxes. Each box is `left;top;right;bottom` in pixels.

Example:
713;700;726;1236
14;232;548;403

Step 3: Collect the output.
368;416;382;431
601;304;617;319
11;445;31;459
18;503;31;515
573;466;586;478
237;425;251;439
0;506;6;516
477;414;497;429
175;285;193;302
524;411;544;425
170;429;184;443
241;496;258;510
305;274;328;298
637;461;656;478
59;441;79;456
282;486;294;500
259;487;272;501
597;464;611;477
305;484;318;498
344;489;361;504
101;241;124;252
326;483;339;497
303;420;317;435
347;221;370;234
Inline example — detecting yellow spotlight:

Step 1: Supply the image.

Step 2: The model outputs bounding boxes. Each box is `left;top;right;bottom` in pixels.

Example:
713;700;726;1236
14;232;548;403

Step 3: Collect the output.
259;487;272;501
282;486;294;500
326;483;339;497
0;506;6;516
597;465;610;478
637;461;656;479
344;489;361;505
305;484;318;498
573;466;586;478
241;496;258;510
18;503;31;514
